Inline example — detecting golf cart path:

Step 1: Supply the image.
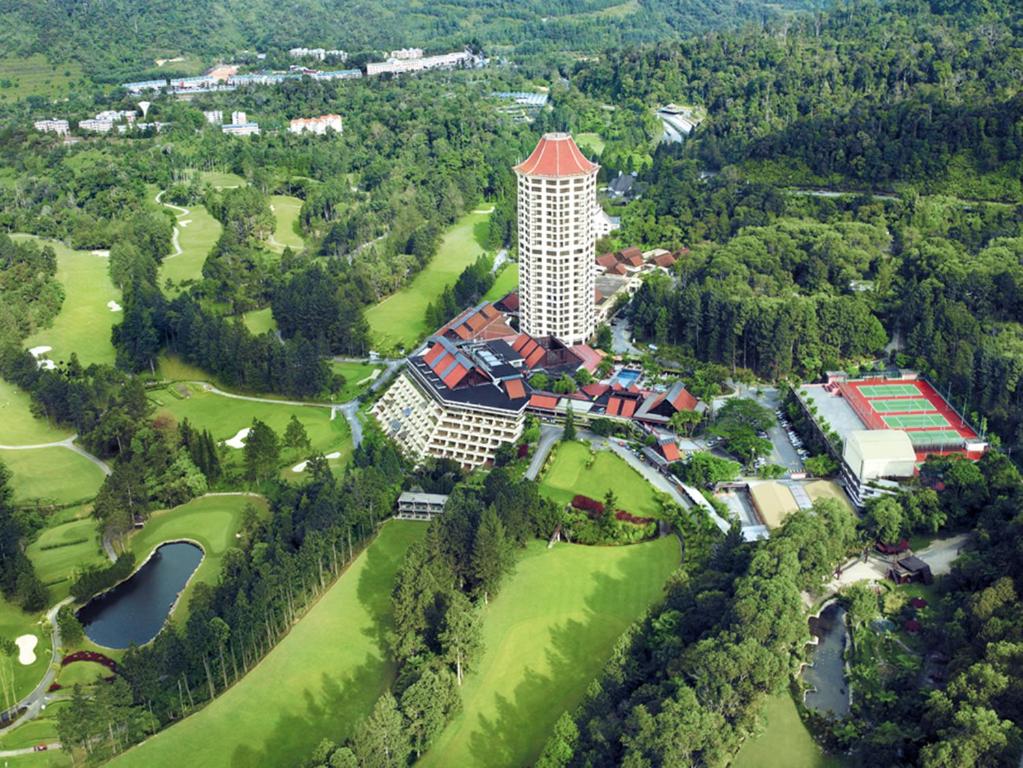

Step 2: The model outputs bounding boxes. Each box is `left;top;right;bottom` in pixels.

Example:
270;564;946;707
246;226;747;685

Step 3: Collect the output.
155;190;186;258
0;435;111;476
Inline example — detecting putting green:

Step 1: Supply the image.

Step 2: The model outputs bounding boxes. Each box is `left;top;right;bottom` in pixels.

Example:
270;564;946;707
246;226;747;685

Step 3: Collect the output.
200;171;246;189
483;262;518;302
330;361;384;402
55;661;110;688
419;537;679;767
733;692;845;768
240;307;276;336
126;495;268;624
160;203;222;290
268;195;305;252
152;384;350;465
539;441;665;519
110;521;426;768
16;235;120;366
0;379;72;445
27;515;107;601
365;210;491;352
0;447;106;505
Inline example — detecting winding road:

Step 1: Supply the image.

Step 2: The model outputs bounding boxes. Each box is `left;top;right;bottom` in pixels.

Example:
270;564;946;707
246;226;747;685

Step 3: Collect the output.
0;435;111;477
155;190;187;258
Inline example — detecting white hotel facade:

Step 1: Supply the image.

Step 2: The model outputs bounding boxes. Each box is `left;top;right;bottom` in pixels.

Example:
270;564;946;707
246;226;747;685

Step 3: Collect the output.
514;133;599;346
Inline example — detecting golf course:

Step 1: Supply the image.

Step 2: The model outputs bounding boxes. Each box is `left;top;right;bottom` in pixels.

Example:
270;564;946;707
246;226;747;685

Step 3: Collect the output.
17;235;120;366
419;537;680;767
539;441;666;519
0;447;105;506
109;521;425;768
0;379;71;445
365;209;492;351
26;512;107;601
734;692;846;768
159;202;221;290
268;195;306;252
483;262;518;302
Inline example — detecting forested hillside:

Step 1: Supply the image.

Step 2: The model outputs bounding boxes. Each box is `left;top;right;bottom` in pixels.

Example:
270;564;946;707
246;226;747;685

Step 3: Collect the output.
0;0;810;81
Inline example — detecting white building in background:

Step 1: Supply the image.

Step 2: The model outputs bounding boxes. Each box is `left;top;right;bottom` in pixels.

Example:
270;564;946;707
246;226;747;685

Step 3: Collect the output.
231;111;248;125
33;119;69;135
514;133;599;346
289;47;347;61
78;118;114;133
288;114;343;135
95;110;137;123
203;110;224;125
222;111;259;136
366;49;474;76
390;48;424;60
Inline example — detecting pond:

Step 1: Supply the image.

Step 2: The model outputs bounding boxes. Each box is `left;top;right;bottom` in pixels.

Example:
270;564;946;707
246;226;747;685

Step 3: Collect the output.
78;542;203;649
802;603;851;718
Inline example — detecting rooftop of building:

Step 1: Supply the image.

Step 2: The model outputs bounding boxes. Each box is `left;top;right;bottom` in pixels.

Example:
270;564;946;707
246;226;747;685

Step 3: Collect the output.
514;133;599;178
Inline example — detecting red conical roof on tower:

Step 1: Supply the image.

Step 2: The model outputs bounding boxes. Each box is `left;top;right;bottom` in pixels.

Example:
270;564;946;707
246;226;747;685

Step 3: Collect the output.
514;133;599;177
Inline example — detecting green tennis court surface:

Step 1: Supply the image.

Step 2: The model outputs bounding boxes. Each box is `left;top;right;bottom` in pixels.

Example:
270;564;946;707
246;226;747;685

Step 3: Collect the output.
858;383;921;398
870;398;935;413
883;413;951;429
907;429;964;446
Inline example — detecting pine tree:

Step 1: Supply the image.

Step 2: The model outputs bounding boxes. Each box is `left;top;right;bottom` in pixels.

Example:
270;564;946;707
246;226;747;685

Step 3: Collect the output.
283;414;311;453
400;668;460;756
439;591;483;685
562;403;577;441
351;691;410;768
470;507;514;602
244;419;280;482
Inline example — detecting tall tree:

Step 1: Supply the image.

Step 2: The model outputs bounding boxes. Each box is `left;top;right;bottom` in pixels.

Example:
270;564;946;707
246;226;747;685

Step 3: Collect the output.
470;507;514;602
439;591;483;686
243;419;280;482
351;691;410;768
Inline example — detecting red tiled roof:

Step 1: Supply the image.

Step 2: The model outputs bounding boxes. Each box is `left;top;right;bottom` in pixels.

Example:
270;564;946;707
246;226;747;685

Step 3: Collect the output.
606;398;621;417
571;343;605;373
514;133;599;178
423;344;445;366
452;324;472;340
497;292;519;312
653;252;677;268
618;246;643;262
442;362;469;389
480;304;498;319
530;394;558;410
431;352;453;374
511;333;529;352
670;386;699;412
608;263;628;276
581;383;610;399
596;253;618;269
618;398;637;418
504;378;526;400
660;442;681;462
524;345;547;368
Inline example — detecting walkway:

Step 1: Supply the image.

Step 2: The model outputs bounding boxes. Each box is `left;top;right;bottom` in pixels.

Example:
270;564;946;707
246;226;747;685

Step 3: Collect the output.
155;190;187;258
0;435;111;477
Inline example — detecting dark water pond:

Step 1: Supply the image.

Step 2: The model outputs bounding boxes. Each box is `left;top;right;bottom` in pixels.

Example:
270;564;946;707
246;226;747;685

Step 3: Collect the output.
78;542;203;649
802;602;851;717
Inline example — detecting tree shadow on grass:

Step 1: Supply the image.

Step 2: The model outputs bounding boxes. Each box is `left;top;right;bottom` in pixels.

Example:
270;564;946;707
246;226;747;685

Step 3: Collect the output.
464;563;659;768
473;219;490;250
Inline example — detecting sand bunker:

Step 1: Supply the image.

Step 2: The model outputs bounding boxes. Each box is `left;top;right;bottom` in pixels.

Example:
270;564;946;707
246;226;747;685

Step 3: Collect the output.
224;428;251;449
107;300;123;312
28;346;52;358
292;460;309;473
179;220;192;227
356;369;381;386
15;634;37;665
91;250;110;258
38;360;57;370
326;451;341;460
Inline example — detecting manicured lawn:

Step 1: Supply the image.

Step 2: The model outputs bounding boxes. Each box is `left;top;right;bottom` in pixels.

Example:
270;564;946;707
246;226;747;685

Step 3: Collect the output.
0;753;70;768
0;379;71;445
268;195;305;251
0;596;53;703
27;515;107;601
483;262;518;302
576;132;606;156
330;361;384;402
0;447;105;506
109;521;426;768
125;495;268;624
0;701;68;751
365;210;491;352
733;692;845;768
159;203;221;290
420;537;679;768
55;661;110;688
240;307;276;335
539;441;664;519
151;384;350;466
199;171;246;189
0;54;81;102
155;353;210;383
17;235;120;366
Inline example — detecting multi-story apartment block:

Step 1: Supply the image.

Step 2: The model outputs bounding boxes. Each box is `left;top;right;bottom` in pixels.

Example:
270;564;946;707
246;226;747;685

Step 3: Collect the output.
289;114;343;135
515;133;599;346
33;119;69;135
203;110;224;125
78;119;114;133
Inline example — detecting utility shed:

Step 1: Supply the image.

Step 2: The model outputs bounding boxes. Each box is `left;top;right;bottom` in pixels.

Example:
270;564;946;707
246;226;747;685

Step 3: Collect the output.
843;430;917;482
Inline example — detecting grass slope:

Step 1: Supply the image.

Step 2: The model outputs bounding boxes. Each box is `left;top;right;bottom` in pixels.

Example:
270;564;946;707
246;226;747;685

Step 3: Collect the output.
27;515;107;601
365;210;491;351
159;204;221;290
575;132;606;156
330;361;384;402
733;692;845;768
268;195;305;252
421;537;679;767
110;521;426;768
18;236;119;366
539;441;664;519
240;307;276;335
483;263;518;302
126;495;268;624
0;54;81;102
0;701;68;752
0;447;105;506
0;597;53;703
0;379;71;445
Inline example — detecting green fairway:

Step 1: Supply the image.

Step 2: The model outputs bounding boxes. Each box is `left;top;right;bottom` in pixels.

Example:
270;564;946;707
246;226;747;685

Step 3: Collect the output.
151;384;350;466
330;361;384;402
0;447;105;506
483;262;518;302
0;701;68;752
199;171;246;189
110;521;426;768
268;195;305;251
420;537;679;768
0;54;81;102
733;692;845;768
126;495;268;623
0;379;72;446
17;235;120;366
882;413;950;429
240;307;276;335
159;203;221;290
0;596;53;703
55;661;110;688
869;397;935;413
575;132;606;156
27;515;107;600
539;441;665;519
365;210;491;351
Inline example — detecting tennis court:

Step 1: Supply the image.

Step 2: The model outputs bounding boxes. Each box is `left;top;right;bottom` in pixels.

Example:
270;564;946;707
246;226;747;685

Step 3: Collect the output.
869;398;936;414
907;429;964;446
858;383;921;398
883;413;951;429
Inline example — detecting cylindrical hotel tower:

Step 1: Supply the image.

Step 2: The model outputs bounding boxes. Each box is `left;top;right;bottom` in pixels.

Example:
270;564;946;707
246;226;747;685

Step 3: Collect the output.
514;133;599;346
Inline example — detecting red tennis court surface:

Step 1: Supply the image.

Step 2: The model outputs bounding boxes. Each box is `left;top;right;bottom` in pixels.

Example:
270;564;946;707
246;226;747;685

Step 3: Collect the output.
838;378;981;460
